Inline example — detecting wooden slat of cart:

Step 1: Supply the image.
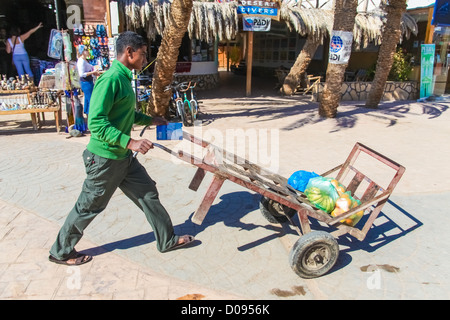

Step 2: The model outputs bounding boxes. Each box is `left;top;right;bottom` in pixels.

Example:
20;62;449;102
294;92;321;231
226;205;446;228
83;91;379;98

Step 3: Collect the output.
174;135;329;234
161;134;405;243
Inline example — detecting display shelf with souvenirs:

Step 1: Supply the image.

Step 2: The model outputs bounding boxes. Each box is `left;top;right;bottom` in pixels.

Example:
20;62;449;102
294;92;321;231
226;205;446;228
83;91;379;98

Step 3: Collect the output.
0;74;62;111
0;74;63;132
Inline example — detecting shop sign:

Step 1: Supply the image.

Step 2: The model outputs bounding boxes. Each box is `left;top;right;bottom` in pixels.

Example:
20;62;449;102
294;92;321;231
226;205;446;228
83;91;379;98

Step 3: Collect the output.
420;44;435;98
328;31;353;65
242;17;271;31
237;0;280;20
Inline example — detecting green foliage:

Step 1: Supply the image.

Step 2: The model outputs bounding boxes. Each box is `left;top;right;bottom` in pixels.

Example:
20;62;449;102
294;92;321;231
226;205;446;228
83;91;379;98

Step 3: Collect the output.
367;63;377;81
228;45;241;66
388;48;413;81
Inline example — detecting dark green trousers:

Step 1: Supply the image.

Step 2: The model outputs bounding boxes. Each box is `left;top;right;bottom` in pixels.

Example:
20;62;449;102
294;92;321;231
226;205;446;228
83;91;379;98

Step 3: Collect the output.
50;149;178;259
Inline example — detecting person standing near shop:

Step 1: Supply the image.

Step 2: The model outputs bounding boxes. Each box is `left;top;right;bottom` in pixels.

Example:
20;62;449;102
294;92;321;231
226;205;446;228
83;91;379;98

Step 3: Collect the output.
48;31;194;266
6;23;43;78
77;45;99;117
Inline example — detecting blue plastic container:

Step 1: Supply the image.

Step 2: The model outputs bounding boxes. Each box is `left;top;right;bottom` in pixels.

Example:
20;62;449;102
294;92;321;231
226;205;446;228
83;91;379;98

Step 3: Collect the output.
156;123;183;140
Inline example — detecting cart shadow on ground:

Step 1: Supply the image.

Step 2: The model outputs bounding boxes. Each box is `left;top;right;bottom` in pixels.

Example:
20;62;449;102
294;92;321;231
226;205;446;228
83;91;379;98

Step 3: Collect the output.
81;191;423;276
81;191;265;257
81;191;301;257
308;198;423;275
179;191;288;250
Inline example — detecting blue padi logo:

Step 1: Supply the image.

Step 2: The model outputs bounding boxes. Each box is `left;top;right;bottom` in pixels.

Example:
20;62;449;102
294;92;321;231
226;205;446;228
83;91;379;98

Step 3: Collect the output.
244;18;253;29
330;36;343;53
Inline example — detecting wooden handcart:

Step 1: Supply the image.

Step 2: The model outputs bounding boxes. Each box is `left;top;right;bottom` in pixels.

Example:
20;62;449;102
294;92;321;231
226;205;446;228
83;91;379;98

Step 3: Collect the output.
156;132;405;278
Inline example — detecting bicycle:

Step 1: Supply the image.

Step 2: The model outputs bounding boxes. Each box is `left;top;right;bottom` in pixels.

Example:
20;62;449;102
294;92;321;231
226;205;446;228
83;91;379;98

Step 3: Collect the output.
179;82;194;126
166;82;186;125
188;81;199;120
138;86;152;102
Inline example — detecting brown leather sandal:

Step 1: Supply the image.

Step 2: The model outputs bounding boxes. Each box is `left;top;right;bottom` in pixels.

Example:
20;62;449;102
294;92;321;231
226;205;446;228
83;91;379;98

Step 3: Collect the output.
49;250;92;266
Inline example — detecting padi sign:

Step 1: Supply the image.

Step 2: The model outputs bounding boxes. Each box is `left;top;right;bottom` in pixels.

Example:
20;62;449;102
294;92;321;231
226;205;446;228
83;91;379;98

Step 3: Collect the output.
242;17;271;31
328;31;353;64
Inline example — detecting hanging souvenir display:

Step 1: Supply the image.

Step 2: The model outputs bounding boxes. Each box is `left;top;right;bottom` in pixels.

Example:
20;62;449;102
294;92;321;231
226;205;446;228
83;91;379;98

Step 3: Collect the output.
52;30;87;134
54;61;80;91
48;29;63;60
72;23;110;70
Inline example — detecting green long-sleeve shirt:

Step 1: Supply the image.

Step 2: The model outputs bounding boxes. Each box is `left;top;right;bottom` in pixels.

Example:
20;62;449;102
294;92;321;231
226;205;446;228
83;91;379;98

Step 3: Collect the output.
87;60;153;160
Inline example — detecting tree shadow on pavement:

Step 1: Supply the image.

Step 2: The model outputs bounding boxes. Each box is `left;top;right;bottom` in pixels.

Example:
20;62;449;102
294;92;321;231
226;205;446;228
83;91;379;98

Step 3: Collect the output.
199;91;449;132
281;99;449;132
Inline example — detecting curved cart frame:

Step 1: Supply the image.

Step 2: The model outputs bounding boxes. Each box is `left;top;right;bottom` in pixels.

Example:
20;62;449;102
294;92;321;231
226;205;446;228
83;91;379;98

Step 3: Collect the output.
155;131;405;278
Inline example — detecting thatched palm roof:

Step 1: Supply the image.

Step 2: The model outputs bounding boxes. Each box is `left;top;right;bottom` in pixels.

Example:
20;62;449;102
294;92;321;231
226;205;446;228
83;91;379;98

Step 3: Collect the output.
117;0;417;48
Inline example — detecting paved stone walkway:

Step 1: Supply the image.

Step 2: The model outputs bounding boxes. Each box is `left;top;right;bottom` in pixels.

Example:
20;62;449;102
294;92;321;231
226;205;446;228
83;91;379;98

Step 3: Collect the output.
1;83;450;300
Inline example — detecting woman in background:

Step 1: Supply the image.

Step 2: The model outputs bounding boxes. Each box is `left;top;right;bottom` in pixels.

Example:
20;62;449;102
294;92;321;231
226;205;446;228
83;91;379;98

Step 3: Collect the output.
77;45;99;117
6;23;43;78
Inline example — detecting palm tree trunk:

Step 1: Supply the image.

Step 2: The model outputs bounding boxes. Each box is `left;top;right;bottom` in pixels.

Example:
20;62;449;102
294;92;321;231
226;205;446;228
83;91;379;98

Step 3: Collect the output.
149;0;194;116
281;35;320;96
365;0;407;108
318;0;358;118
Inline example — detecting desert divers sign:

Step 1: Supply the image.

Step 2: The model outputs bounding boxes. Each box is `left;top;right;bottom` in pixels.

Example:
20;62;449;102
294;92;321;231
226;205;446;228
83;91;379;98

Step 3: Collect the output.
237;0;280;20
328;31;353;64
243;17;271;31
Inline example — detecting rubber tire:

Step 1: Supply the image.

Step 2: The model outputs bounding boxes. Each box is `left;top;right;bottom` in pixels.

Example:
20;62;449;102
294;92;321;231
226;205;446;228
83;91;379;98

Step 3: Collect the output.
190;99;198;120
183;100;194;126
259;196;296;223
176;101;185;125
289;231;339;279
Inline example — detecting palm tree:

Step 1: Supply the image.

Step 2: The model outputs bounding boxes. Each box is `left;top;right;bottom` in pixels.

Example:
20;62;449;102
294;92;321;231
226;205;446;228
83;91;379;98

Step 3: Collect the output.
318;0;358;118
281;36;321;95
365;0;408;108
148;0;194;116
279;6;331;95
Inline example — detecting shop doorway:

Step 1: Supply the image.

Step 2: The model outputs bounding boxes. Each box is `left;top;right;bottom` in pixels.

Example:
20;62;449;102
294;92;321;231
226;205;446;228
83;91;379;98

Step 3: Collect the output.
0;0;63;79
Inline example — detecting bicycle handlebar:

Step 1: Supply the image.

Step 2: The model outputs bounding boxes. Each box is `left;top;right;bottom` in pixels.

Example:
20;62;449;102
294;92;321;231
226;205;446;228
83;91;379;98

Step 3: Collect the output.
164;81;197;92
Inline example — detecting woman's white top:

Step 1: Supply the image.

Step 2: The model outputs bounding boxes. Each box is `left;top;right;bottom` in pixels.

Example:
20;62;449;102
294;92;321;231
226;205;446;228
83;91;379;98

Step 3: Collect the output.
8;37;27;55
77;57;94;80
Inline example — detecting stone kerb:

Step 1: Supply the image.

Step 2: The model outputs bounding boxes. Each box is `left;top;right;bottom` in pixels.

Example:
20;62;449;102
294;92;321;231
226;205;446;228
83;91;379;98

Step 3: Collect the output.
312;81;419;101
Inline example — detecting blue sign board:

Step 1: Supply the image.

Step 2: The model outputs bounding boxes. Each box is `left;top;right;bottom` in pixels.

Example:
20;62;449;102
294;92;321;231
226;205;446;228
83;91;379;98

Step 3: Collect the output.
237;6;278;17
432;0;450;26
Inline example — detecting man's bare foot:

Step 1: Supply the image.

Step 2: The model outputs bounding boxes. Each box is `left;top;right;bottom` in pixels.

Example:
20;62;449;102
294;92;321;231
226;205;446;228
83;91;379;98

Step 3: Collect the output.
177;235;194;245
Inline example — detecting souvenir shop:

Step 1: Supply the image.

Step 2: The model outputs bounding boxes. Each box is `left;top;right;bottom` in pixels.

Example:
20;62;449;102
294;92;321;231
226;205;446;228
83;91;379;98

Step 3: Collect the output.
0;0;113;134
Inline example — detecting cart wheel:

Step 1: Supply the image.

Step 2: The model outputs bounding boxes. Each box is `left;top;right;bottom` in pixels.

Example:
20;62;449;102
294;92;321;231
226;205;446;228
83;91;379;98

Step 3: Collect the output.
259;196;296;223
289;231;339;279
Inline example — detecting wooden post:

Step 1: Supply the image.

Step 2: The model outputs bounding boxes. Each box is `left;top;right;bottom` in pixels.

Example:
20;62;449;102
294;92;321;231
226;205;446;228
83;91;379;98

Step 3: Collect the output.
188;167;206;191
424;6;435;44
191;174;226;225
246;31;254;97
226;41;230;72
105;0;112;38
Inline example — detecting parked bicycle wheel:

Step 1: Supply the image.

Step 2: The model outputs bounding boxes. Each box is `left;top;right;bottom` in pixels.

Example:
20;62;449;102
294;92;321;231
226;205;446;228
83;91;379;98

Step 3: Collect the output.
176;100;185;125
183;100;194;126
190;99;198;120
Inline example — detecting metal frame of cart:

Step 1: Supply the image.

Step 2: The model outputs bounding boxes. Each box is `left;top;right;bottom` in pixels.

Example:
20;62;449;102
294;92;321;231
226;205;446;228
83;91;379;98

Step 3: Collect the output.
158;131;405;278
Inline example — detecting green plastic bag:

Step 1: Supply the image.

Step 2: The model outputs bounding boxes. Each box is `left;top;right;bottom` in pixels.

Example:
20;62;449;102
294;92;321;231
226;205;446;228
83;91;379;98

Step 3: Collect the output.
304;176;339;213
